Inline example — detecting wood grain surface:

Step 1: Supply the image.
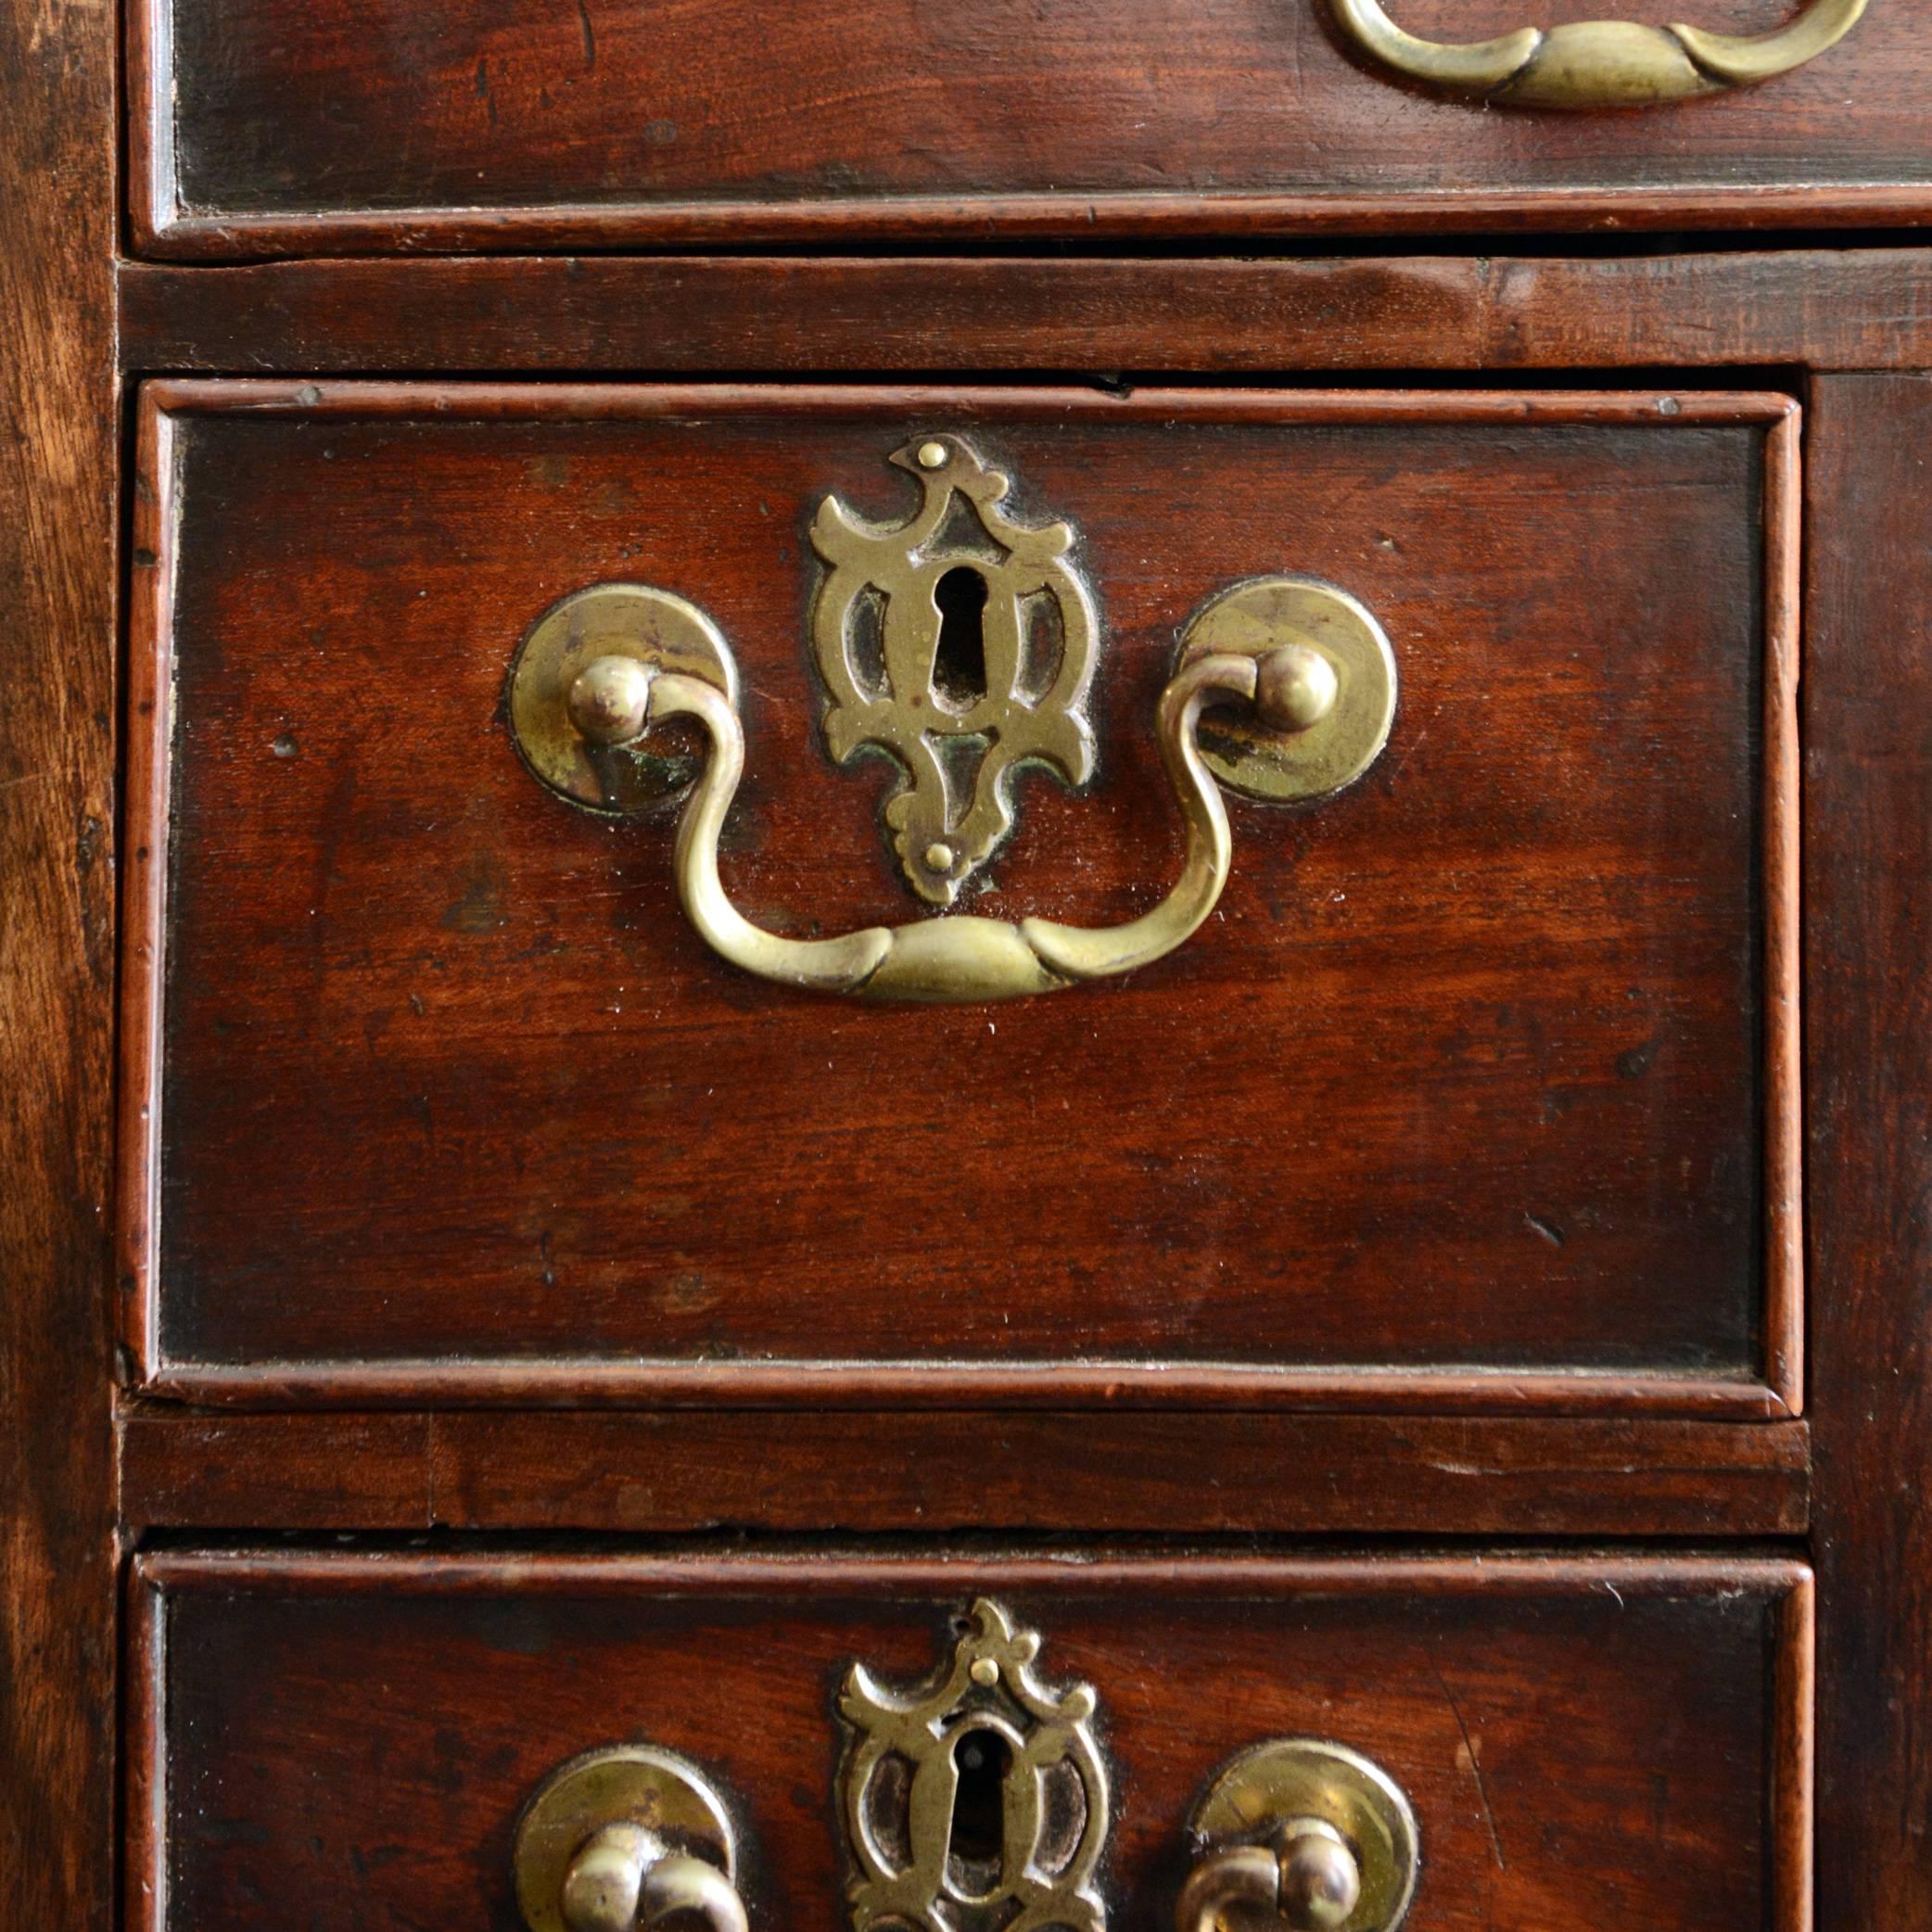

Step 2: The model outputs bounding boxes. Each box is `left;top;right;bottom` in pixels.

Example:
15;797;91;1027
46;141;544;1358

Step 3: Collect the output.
130;1551;1814;1932
4;0;1929;1909
124;383;1799;1409
129;0;1932;253
114;249;1932;381
115;1409;1811;1536
1806;375;1932;1932
0;1;120;1927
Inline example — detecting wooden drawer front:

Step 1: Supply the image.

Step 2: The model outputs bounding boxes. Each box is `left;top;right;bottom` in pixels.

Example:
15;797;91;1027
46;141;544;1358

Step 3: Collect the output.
129;1554;1812;1932
130;0;1925;254
123;383;1798;1413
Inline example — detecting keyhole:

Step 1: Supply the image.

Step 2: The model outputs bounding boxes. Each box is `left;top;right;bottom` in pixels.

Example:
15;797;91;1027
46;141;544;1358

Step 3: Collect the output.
932;566;989;709
948;1725;1012;1886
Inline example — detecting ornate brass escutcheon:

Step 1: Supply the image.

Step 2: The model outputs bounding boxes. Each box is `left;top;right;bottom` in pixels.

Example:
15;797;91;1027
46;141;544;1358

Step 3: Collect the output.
506;434;1399;1002
839;1600;1110;1932
811;434;1097;907
1178;1741;1418;1932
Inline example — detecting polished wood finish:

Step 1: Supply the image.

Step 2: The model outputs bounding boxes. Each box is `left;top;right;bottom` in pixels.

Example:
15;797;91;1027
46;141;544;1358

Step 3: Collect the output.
115;1409;1811;1536
114;248;1932;380
129;1552;1814;1932
1806;375;1932;1932
124;382;1799;1412
6;2;1931;1900
0;1;120;1927
129;0;1930;256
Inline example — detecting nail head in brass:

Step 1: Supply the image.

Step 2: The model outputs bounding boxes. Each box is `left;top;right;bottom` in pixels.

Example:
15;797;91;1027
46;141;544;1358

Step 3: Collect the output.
568;654;655;746
515;1744;739;1932
1184;1740;1417;1932
510;584;737;813
1177;577;1396;805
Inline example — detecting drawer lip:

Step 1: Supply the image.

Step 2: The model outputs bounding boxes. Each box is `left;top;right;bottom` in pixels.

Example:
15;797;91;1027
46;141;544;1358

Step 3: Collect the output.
130;186;1932;263
133;1360;1799;1419
130;1545;1817;1598
125;378;1802;429
124;1551;1815;1932
119;382;1802;1418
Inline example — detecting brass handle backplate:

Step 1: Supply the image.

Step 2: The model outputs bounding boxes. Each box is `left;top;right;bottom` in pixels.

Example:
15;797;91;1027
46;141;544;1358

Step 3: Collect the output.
509;573;1395;1004
515;1746;750;1932
1180;1740;1419;1932
1329;0;1866;108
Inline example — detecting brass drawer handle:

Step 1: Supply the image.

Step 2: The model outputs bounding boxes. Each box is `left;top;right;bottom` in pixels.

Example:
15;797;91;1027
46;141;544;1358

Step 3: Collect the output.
565;1838;745;1932
516;1746;751;1932
1180;1741;1419;1932
1329;0;1866;107
512;576;1394;1004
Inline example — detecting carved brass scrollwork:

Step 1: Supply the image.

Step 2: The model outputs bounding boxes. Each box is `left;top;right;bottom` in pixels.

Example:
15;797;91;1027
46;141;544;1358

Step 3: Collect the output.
507;436;1397;1004
839;1600;1110;1932
811;435;1098;908
1328;0;1866;108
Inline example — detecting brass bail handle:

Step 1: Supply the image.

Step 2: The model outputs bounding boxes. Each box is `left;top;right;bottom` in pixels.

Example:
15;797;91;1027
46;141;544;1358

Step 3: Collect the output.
510;576;1396;1005
1179;1832;1362;1932
561;1829;747;1932
1328;0;1867;108
516;1747;752;1932
1179;1741;1420;1932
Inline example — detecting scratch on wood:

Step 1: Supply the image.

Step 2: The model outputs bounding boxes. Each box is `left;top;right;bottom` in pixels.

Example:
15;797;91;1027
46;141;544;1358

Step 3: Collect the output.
1432;1659;1506;1871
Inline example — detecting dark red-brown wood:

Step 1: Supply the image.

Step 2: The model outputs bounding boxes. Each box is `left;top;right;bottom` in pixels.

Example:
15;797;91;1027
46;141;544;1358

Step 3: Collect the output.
114;1409;1812;1536
0;1;119;1927
7;0;1932;1903
1806;375;1932;1932
129;0;1932;256
124;382;1799;1413
113;249;1932;382
129;1551;1815;1932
